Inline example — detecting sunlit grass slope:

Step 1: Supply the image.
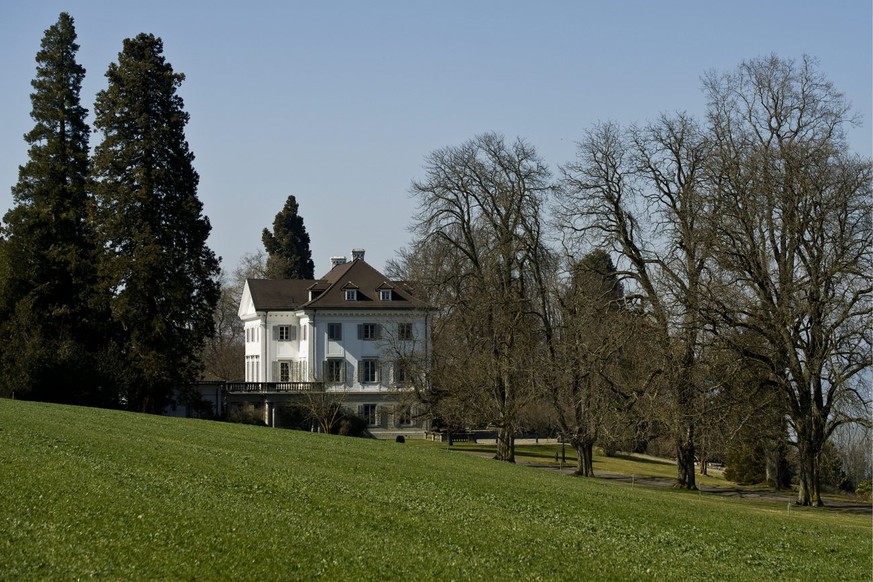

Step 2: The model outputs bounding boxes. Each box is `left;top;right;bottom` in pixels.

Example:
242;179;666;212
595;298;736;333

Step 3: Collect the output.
1;400;869;580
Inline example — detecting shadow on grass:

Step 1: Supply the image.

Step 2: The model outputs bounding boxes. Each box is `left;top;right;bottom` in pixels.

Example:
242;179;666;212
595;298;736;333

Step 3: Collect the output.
608;453;675;467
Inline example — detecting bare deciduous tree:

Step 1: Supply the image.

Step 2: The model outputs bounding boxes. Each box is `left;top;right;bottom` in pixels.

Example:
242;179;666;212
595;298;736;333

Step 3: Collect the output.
407;133;553;462
202;251;267;381
558;114;712;488
703;55;872;506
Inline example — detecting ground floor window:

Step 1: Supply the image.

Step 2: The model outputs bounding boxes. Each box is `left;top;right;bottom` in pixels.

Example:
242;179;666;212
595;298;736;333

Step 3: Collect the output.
360;404;378;426
279;361;291;382
396;405;413;427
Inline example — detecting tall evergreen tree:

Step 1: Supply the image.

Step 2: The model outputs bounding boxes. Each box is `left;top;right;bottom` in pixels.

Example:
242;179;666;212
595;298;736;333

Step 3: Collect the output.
262;194;315;279
0;13;111;404
91;33;220;413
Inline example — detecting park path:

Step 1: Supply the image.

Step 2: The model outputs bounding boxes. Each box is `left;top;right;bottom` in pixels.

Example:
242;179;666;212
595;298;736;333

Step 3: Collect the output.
520;459;872;515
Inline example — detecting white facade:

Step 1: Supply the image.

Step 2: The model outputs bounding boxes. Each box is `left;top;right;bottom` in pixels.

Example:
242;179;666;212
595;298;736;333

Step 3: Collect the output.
238;305;429;392
237;252;431;404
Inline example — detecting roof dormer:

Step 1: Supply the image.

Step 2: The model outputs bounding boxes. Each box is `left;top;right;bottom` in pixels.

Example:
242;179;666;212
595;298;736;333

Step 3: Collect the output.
342;282;359;301
376;281;395;301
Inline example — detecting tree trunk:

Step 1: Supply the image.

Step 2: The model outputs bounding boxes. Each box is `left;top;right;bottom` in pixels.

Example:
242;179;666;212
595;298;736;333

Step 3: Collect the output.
698;440;708;476
573;438;594;477
495;425;515;462
675;424;697;489
764;440;786;489
796;439;824;506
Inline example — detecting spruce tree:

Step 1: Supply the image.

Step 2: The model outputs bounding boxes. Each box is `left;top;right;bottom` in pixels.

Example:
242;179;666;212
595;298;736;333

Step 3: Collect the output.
0;13;110;404
91;33;220;413
262;194;315;279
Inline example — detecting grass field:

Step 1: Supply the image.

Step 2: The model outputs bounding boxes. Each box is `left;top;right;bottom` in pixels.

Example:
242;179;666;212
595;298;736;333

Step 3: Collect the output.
1;400;870;580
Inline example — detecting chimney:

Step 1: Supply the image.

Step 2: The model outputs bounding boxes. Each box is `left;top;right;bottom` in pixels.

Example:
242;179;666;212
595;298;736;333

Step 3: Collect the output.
330;256;347;268
351;248;365;261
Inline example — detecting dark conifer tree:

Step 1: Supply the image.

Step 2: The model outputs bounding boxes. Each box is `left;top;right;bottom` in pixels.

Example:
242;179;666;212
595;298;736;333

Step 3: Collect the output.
262;194;315;279
91;33;220;413
0;13;111;404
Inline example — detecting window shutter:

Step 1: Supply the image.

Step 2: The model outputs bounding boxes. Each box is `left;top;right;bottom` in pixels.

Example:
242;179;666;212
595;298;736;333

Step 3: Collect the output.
357;324;363;340
271;361;279;382
272;326;278;341
290;326;297;341
342;361;348;384
376;325;383;340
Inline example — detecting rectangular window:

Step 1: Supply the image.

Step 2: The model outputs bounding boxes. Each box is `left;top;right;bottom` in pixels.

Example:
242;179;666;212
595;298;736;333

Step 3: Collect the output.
279;361;290;382
398;322;413;341
360;359;379;383
277;325;291;341
394;361;407;385
302;325;307;341
328;323;342;341
396;406;413;427
325;358;345;383
345;289;357;301
361;404;377;426
380;289;392;301
359;323;380;341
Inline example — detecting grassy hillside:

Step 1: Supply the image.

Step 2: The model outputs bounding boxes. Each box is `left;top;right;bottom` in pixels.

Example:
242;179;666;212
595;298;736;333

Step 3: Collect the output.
1;400;869;580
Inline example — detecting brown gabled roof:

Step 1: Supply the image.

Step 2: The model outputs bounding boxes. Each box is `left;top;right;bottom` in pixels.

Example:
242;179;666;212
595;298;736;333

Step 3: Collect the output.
246;258;430;311
246;279;313;310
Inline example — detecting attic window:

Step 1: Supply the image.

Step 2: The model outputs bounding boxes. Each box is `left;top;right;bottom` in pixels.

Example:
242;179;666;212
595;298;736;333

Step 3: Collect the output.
345;289;358;301
380;289;392;301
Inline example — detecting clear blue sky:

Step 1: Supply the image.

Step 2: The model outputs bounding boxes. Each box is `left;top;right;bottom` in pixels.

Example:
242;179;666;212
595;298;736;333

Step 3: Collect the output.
1;1;870;276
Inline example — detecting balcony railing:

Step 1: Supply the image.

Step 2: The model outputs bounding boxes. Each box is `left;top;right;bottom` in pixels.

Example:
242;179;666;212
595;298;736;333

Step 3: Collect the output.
224;381;324;394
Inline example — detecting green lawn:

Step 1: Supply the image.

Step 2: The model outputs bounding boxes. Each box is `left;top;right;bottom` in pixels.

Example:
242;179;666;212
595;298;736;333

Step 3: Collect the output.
414;440;732;487
1;400;869;580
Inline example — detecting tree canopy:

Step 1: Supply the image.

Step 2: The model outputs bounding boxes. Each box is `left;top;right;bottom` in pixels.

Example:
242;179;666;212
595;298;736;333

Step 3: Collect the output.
262;194;315;279
91;33;220;413
0;12;111;405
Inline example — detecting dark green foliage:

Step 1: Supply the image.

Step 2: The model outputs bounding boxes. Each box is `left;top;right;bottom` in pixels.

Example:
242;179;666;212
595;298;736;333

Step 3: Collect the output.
91;33;220;413
336;411;369;437
261;194;315;279
276;402;310;430
0;13;113;405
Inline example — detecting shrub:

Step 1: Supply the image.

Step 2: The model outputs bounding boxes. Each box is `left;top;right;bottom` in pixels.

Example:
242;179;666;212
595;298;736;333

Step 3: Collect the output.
226;403;265;426
276;403;310;430
336;412;368;437
854;479;872;501
724;445;765;485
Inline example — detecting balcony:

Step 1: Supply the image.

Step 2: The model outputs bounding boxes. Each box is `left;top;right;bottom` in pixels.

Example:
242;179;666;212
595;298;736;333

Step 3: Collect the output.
224;382;324;394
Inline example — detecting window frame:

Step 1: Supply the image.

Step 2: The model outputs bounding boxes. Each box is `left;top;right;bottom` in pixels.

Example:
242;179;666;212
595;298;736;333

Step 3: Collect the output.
327;322;342;341
361;404;378;426
380;289;392;301
325;358;345;383
344;289;358;301
359;323;380;341
360;358;379;383
398;322;413;341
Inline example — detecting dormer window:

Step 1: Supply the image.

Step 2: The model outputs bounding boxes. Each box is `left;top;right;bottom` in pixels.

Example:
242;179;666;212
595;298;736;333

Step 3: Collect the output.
380;289;392;301
345;289;357;301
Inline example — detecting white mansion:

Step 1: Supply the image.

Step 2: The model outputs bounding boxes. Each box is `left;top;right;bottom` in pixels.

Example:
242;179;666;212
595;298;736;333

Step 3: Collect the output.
236;249;431;432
